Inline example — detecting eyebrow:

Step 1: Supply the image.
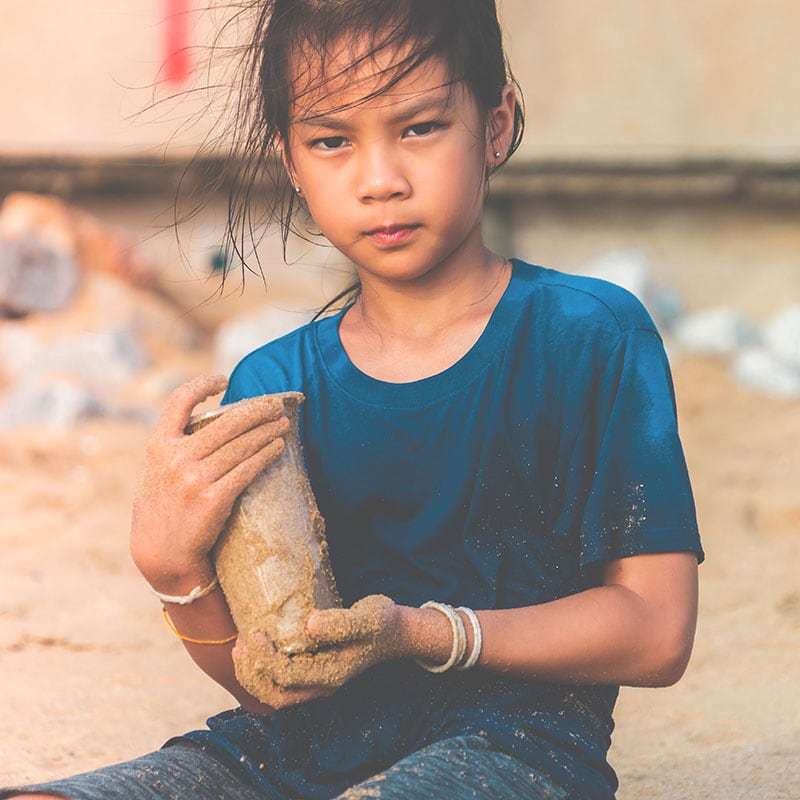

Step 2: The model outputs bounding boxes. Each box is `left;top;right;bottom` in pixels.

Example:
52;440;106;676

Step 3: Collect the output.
294;90;454;130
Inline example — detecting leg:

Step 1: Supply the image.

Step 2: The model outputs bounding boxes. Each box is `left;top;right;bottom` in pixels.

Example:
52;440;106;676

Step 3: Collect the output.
336;735;568;800
2;793;66;799
0;743;268;800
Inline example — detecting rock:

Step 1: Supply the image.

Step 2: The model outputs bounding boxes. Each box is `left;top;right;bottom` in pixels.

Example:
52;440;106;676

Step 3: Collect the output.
1;325;149;386
763;305;800;369
578;250;684;330
0;233;81;315
0;192;157;288
0;379;107;428
673;307;760;356
733;348;800;398
214;306;314;374
56;271;207;354
0;324;149;388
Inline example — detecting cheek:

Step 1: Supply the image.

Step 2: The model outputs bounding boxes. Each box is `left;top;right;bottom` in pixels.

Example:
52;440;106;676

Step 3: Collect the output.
303;195;352;245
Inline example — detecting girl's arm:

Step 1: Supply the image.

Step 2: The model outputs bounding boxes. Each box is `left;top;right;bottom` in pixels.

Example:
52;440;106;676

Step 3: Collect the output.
295;550;699;703
393;550;699;687
130;375;314;715
132;378;698;708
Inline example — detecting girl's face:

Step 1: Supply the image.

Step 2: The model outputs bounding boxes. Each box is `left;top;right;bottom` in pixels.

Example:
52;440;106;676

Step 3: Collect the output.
284;45;515;287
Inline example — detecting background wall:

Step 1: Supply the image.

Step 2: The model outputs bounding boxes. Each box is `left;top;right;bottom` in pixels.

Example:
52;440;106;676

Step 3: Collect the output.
2;1;798;317
1;1;799;162
504;0;800;162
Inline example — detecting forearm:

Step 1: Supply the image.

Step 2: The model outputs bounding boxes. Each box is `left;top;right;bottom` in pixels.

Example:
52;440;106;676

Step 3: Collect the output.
167;591;276;713
473;584;691;686
399;553;698;688
144;565;274;714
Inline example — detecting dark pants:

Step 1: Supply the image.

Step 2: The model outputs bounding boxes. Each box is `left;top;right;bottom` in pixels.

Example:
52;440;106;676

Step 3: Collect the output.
1;735;567;800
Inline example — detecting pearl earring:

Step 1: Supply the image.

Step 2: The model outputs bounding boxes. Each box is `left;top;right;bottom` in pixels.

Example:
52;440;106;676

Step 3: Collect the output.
294;186;302;195
493;151;502;159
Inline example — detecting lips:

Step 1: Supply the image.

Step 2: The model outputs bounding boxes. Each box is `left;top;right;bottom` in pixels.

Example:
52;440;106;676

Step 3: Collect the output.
363;224;420;246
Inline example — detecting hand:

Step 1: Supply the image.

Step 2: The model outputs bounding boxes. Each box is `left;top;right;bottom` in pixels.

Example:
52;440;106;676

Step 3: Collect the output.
130;375;290;592
232;595;401;709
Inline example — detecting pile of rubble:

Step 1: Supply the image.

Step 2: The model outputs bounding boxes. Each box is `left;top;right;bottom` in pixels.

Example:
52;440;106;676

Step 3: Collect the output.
581;251;800;399
0;193;208;427
1;195;798;429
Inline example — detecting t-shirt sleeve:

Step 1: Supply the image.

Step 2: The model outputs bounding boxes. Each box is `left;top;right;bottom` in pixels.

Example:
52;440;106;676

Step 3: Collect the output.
221;347;294;405
576;328;703;568
222;358;270;405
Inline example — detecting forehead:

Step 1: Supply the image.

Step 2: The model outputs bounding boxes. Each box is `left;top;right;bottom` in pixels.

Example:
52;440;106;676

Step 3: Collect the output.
288;36;456;121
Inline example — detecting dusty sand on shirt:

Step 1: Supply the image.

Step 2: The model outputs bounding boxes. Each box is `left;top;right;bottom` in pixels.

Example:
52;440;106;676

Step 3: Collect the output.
0;354;798;799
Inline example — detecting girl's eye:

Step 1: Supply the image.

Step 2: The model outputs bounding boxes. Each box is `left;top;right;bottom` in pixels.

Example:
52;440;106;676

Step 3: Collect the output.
405;121;441;137
311;136;348;150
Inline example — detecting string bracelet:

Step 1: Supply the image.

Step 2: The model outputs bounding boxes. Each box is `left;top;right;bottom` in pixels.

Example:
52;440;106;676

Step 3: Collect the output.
162;608;237;645
415;601;467;674
149;575;219;606
455;606;483;671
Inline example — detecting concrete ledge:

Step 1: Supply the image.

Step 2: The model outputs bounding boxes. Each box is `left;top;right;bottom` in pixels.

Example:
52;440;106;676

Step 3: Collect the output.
489;159;800;204
2;155;800;204
0;157;228;199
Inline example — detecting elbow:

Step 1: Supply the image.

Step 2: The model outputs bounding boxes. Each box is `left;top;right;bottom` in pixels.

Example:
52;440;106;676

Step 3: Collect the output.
638;627;696;687
646;649;691;688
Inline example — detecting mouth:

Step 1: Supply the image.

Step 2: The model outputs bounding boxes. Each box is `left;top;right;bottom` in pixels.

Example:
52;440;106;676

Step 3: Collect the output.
363;224;420;245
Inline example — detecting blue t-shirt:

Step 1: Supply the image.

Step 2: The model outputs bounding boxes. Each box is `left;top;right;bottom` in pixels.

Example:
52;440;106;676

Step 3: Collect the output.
178;261;703;800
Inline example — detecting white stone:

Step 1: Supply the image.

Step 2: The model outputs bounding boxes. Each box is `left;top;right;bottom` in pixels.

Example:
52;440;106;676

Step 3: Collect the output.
0;325;149;387
673;307;759;356
580;248;650;299
733;348;800;398
0;234;80;315
0;379;106;428
215;306;314;375
578;249;683;329
763;305;800;369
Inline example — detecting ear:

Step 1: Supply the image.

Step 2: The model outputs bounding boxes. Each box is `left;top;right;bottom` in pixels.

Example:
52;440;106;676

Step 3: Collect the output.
277;134;300;188
485;83;517;165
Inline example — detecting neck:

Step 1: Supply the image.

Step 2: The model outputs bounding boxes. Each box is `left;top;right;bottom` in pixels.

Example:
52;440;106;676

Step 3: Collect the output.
352;249;510;340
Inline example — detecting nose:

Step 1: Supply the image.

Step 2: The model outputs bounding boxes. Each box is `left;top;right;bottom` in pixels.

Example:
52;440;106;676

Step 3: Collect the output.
356;144;411;203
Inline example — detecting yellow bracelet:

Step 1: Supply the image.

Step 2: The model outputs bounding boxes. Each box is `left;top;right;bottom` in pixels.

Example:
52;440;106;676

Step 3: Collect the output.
162;608;237;645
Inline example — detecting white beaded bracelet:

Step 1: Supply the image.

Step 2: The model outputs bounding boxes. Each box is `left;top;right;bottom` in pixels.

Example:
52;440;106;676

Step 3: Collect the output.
149;575;219;606
415;601;467;674
455;606;483;671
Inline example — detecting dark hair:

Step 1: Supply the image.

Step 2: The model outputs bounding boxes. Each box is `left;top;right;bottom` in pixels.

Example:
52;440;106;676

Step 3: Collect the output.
215;0;524;308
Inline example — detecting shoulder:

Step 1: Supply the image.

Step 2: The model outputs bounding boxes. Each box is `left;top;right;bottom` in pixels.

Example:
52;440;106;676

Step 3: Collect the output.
224;314;337;402
512;260;659;341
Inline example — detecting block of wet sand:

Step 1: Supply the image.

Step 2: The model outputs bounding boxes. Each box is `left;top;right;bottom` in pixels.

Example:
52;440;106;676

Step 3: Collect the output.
187;392;341;698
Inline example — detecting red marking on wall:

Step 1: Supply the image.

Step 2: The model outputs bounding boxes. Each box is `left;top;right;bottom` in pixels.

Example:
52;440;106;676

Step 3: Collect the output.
164;0;191;86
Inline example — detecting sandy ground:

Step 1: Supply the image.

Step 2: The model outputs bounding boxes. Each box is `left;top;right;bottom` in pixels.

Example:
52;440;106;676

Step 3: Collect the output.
1;340;798;797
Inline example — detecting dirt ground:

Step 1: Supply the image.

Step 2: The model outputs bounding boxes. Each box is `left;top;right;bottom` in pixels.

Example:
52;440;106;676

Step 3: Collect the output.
1;340;798;797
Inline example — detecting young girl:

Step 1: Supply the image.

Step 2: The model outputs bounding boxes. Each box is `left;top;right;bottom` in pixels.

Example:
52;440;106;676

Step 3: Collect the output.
5;1;703;798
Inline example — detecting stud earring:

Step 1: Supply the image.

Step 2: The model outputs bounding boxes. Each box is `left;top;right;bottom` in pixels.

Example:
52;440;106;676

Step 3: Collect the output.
294;186;302;195
493;151;502;159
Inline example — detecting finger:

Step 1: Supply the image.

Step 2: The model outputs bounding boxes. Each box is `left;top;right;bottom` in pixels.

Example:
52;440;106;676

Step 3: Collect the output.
307;609;366;647
211;435;287;500
309;595;391;647
200;414;291;477
271;648;360;690
159;375;229;436
187;395;287;457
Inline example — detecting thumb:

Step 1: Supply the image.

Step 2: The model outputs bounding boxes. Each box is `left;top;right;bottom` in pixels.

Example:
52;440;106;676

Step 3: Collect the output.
308;595;393;646
307;608;362;646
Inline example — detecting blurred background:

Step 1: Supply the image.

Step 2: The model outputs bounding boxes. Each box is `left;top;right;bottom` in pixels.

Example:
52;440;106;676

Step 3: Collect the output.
2;0;799;319
1;2;798;798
